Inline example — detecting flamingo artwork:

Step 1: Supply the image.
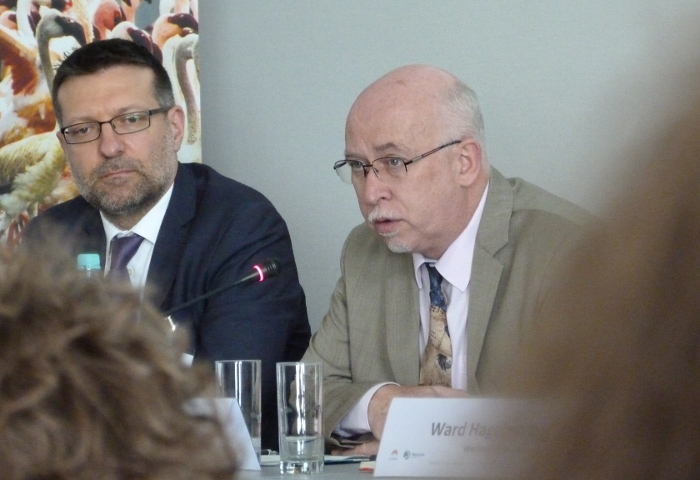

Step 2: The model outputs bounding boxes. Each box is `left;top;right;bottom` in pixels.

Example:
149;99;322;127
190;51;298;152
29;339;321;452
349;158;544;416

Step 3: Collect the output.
0;0;200;246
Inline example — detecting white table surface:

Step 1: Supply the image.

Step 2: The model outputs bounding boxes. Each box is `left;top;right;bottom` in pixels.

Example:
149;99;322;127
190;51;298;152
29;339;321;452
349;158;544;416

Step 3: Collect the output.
239;462;370;480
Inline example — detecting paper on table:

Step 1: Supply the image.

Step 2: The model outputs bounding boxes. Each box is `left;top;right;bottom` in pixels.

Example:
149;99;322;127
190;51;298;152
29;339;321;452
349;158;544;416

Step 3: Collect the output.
260;455;370;467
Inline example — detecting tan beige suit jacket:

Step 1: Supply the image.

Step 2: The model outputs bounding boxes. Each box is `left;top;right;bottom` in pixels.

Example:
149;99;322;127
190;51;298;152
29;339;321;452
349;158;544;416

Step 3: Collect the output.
302;168;592;442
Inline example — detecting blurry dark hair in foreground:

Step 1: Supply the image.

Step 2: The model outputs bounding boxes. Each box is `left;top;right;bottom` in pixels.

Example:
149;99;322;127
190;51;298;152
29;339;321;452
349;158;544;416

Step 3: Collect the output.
499;84;700;479
0;241;237;480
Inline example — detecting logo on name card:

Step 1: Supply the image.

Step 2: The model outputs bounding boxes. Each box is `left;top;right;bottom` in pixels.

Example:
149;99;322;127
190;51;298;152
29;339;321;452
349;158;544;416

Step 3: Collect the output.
386;449;426;461
398;450;425;460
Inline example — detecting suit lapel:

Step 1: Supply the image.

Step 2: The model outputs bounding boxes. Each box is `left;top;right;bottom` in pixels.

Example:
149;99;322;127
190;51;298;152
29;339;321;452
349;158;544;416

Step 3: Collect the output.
466;168;512;392
385;253;421;385
147;164;197;308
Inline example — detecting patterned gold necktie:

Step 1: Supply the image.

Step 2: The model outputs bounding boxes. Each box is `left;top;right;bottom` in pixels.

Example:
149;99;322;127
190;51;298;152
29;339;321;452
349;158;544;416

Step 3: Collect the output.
419;264;452;386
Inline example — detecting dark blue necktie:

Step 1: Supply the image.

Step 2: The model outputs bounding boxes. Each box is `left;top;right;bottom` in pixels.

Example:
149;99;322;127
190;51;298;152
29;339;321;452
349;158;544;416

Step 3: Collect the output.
107;234;143;281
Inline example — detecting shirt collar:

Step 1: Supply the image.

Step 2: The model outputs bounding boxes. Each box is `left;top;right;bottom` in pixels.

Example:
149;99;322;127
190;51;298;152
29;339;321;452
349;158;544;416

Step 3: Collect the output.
101;182;174;244
413;182;489;292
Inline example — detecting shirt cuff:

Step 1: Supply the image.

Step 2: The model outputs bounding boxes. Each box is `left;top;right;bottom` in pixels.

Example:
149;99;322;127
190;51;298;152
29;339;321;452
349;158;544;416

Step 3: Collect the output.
333;382;397;437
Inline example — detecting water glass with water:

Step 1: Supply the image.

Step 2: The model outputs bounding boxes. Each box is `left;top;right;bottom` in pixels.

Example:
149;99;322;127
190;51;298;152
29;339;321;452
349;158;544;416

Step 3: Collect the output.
276;361;324;474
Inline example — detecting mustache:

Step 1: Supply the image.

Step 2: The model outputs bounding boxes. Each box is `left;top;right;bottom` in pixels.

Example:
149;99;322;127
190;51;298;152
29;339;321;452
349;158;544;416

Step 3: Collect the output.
367;208;401;223
93;158;141;177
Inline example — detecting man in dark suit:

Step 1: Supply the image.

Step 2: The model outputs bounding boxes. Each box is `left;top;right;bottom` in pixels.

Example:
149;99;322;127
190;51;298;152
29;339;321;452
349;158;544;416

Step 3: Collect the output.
23;39;310;451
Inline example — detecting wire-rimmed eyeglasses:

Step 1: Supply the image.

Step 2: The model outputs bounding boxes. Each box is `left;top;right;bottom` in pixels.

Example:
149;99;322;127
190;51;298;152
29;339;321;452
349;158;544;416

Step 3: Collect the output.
333;140;461;184
60;106;173;144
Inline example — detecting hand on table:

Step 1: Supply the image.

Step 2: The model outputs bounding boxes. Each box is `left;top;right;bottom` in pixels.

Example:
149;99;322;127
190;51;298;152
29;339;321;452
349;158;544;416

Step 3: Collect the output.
368;384;467;439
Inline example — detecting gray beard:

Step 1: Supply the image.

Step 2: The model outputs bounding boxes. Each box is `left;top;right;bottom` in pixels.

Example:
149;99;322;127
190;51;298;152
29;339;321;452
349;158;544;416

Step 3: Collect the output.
383;235;413;254
83;171;170;219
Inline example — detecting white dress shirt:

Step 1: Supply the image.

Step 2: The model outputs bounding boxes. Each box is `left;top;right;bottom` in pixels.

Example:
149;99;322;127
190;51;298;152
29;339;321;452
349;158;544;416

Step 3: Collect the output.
335;184;489;437
102;184;174;288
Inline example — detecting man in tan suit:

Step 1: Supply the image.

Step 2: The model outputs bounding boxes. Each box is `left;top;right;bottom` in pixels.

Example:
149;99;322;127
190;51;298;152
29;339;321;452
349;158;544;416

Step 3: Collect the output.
302;65;591;455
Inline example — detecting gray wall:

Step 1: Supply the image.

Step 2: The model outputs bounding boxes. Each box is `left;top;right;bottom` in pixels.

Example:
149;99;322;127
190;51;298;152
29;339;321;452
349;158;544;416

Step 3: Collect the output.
199;1;700;332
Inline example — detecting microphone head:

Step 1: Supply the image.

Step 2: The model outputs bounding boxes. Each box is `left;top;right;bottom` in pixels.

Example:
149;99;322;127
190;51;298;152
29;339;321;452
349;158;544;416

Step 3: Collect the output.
260;257;281;278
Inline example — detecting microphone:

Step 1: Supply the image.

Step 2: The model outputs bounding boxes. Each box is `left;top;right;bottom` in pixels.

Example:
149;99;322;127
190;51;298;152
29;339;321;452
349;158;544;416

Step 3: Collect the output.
163;257;282;320
231;257;281;287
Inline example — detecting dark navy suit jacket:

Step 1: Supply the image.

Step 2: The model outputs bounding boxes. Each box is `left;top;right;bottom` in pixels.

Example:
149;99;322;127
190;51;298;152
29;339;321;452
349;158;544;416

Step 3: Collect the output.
25;162;311;449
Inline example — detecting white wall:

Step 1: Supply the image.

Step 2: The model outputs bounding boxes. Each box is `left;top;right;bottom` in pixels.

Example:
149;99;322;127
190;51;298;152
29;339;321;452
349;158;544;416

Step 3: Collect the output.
198;1;700;332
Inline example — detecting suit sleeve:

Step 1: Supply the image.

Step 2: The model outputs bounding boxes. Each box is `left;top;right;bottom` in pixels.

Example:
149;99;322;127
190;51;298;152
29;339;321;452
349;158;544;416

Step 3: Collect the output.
181;196;310;450
189;198;309;362
302;235;381;444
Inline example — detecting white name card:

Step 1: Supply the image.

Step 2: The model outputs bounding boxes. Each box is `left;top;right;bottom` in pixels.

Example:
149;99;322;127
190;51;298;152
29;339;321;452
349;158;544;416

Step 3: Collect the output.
187;398;261;471
375;398;546;478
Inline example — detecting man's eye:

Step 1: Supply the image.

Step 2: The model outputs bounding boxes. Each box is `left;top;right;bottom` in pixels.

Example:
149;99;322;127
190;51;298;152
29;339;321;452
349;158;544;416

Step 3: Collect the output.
347;161;366;171
67;125;94;136
385;157;405;168
123;113;144;124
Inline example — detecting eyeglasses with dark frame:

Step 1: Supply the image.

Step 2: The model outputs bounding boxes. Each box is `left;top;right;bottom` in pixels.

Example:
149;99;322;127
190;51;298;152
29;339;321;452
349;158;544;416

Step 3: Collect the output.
333;140;462;184
60;106;173;145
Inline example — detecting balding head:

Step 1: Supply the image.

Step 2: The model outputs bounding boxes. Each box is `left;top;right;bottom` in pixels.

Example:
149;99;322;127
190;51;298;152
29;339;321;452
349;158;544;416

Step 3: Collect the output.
352;65;455;111
348;65;488;167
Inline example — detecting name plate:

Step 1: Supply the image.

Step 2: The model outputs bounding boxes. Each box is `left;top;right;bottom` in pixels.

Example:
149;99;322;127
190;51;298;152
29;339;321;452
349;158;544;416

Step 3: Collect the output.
375;398;544;478
188;398;260;470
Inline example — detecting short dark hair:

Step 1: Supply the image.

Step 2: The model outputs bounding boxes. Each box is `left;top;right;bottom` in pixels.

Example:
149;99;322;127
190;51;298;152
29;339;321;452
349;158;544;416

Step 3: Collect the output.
52;39;175;124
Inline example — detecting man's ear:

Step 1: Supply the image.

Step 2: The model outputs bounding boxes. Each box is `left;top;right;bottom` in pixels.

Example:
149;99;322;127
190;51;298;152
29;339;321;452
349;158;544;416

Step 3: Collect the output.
56;129;67;150
167;105;186;150
456;138;483;187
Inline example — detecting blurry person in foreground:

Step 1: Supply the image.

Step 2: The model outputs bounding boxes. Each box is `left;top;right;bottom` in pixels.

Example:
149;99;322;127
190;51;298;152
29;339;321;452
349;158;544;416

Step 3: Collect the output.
500;85;700;479
0;244;237;480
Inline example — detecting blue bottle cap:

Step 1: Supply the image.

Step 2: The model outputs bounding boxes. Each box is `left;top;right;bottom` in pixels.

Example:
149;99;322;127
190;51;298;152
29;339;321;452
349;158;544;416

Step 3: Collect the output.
77;253;101;270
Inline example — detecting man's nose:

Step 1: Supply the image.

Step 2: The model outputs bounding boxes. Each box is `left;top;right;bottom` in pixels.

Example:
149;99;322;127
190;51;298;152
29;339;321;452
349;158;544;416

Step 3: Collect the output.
97;123;126;158
357;167;391;205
